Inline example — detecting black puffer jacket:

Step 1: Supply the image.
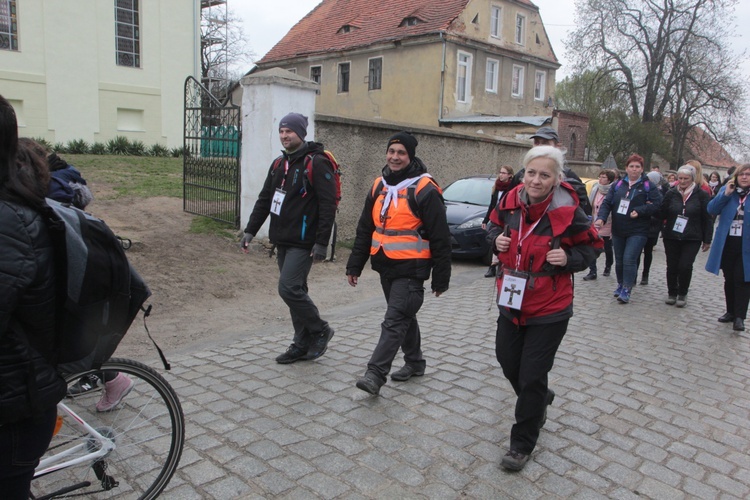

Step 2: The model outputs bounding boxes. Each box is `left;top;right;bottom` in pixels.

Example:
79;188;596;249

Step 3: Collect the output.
244;142;337;250
660;186;713;243
0;200;67;424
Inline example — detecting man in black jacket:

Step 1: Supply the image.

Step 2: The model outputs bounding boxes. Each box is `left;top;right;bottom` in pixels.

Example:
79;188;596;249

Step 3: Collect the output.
346;132;451;395
241;113;337;364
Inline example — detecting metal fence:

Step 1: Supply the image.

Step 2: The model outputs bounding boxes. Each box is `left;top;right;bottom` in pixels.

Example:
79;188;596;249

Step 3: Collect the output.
183;76;242;228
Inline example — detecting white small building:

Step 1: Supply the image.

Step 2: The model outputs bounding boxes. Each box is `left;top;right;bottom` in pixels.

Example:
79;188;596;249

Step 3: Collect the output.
0;0;201;147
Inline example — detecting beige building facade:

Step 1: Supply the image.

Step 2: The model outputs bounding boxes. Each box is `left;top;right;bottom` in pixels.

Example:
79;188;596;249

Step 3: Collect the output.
255;0;559;138
0;0;200;147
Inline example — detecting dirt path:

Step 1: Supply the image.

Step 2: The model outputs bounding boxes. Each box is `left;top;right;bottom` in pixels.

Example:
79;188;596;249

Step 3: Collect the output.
90;196;388;360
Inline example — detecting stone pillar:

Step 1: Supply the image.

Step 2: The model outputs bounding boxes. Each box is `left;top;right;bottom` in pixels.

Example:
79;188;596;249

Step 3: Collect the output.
239;68;318;238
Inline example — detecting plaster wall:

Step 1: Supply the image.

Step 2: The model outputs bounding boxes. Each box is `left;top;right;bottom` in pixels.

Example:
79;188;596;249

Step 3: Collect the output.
314;115;530;241
0;0;198;147
240;70;318;238
284;43;445;127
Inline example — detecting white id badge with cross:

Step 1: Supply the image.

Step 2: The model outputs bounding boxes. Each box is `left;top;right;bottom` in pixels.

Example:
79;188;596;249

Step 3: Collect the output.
617;199;631;215
498;272;527;310
730;219;743;237
271;189;286;216
673;215;688;234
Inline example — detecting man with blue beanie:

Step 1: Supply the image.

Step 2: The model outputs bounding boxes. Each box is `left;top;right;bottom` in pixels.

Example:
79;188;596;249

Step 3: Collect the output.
241;112;337;363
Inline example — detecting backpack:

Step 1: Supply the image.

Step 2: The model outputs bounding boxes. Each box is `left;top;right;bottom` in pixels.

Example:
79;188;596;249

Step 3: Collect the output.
42;199;151;375
272;150;342;207
563;177;592;216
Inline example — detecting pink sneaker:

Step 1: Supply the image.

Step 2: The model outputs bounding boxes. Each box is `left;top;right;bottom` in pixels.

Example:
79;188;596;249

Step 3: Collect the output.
96;373;134;412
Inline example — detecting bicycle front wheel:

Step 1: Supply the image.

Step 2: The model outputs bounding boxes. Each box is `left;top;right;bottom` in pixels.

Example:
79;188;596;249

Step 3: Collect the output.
33;358;185;499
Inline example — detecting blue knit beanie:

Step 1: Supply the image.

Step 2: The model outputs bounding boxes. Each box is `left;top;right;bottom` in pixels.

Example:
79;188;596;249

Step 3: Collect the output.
279;113;308;140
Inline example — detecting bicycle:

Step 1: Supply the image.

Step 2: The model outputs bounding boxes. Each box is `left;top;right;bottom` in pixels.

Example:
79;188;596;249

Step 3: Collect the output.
31;358;185;499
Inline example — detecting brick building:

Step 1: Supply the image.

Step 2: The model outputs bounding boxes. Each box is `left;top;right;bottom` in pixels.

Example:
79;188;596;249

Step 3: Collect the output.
554;109;589;161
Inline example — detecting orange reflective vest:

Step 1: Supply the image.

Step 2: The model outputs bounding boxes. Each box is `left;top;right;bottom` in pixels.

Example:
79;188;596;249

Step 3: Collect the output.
370;175;438;260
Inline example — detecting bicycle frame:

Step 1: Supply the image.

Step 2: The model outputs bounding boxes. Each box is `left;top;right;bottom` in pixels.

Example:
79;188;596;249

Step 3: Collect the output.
34;401;115;478
31;358;184;499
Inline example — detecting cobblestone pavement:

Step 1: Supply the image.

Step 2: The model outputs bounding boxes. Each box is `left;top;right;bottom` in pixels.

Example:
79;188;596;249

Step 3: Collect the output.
156;246;750;499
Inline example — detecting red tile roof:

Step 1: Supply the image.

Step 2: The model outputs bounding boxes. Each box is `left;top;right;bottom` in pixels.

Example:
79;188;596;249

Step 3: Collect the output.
685;126;737;169
258;0;540;64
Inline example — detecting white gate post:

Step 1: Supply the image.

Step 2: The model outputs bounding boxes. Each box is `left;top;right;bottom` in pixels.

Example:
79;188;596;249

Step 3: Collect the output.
239;68;318;238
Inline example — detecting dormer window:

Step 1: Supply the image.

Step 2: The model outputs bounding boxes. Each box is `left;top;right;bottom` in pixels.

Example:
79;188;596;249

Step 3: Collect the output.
338;24;355;34
400;17;421;27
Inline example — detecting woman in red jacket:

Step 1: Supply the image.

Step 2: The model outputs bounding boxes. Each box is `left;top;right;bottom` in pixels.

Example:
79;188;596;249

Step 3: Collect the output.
487;145;602;471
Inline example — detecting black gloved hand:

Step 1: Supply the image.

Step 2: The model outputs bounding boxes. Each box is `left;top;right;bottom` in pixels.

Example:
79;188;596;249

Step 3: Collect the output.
240;232;254;252
312;243;327;262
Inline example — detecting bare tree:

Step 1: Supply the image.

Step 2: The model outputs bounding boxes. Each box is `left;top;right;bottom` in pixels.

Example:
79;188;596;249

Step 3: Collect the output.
567;0;747;167
201;5;254;102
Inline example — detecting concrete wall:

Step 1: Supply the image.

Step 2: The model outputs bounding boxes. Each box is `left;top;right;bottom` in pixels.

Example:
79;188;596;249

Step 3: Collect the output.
313;115;529;241
1;0;199;147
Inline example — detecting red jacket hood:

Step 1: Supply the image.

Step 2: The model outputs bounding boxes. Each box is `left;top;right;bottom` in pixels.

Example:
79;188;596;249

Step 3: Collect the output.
498;182;581;237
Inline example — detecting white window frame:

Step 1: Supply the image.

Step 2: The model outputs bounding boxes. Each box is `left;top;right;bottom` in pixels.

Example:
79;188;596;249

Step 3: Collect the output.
456;51;472;103
515;13;525;45
0;0;18;51
490;5;502;39
534;70;546;101
485;58;499;93
115;0;140;68
512;64;525;98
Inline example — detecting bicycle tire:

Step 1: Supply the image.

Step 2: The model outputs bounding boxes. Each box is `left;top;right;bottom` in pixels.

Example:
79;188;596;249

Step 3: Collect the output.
32;358;185;499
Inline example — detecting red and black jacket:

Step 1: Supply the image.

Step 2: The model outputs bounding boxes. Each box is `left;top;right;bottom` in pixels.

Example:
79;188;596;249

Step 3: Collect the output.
487;182;602;325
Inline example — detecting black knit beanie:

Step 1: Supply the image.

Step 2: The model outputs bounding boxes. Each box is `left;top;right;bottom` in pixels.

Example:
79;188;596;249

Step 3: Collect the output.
279;112;308;140
387;131;418;160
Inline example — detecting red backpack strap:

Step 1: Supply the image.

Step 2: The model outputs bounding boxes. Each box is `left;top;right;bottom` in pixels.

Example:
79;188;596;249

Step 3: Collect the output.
303;151;337;184
271;155;284;171
304;154;316;185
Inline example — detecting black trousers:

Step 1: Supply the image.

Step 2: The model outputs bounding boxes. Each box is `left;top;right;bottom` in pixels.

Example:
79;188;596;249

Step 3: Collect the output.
276;246;328;349
0;407;57;499
496;315;568;455
588;236;613;274
720;236;750;320
639;236;659;277
366;277;426;382
663;239;702;297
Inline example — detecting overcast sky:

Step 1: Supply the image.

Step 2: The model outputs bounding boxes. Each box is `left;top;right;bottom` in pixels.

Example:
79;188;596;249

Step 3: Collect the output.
235;0;750;147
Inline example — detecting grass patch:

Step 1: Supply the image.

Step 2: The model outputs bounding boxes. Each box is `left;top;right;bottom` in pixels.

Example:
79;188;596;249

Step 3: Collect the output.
66;154;183;198
189;216;237;239
336;238;355;250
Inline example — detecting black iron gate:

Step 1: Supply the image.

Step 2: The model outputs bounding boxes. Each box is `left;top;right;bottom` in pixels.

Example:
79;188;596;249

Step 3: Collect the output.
183;76;242;228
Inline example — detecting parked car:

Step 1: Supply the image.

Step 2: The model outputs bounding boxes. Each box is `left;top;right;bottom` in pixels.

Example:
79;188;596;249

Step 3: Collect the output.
442;175;496;264
581;177;598;195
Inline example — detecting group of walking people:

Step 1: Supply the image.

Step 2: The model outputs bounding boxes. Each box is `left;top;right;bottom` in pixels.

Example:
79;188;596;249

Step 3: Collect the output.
587;156;750;332
242;119;595;471
239;115;749;475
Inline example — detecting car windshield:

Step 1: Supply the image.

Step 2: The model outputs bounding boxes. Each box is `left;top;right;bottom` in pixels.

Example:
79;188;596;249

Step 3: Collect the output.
442;178;494;206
